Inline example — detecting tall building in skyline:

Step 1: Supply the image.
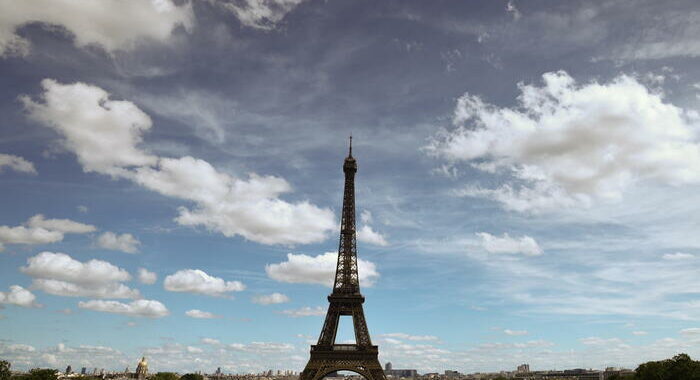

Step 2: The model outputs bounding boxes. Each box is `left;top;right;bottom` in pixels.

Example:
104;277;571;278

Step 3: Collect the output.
136;357;148;380
300;139;386;380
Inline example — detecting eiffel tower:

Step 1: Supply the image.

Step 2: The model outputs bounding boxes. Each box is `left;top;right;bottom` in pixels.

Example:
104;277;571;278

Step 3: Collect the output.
300;138;387;380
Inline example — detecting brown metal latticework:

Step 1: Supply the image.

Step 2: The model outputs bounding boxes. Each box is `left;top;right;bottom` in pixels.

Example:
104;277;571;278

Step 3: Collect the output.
300;139;386;380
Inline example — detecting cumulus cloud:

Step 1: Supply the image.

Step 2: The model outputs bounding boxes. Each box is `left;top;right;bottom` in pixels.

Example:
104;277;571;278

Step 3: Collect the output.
0;285;38;307
0;213;94;252
78;299;169;318
207;0;307;30
133;157;335;245
164;269;245;297
357;225;389;246
427;71;700;213
21;251;140;299
503;329;528;336
21;79;158;175
0;153;36;174
201;338;220;345
0;0;193;57
96;232;140;253
185;309;222;319
22;79;336;245
0;225;62;251
265;252;380;287
252;292;290;305
32;279;140;299
27;214;96;234
477;232;543;256
356;210;388;246
138;268;157;285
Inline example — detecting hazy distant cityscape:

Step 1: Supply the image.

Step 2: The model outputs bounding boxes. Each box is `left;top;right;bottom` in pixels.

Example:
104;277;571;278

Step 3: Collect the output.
4;357;637;380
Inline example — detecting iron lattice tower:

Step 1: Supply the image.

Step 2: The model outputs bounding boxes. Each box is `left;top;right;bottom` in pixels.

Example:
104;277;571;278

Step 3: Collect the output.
300;138;386;380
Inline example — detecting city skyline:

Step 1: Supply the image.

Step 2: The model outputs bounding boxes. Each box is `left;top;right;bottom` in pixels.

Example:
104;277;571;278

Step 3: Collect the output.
2;0;700;375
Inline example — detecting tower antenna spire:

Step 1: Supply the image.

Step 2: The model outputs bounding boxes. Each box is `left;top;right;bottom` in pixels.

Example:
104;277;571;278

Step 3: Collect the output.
349;134;353;157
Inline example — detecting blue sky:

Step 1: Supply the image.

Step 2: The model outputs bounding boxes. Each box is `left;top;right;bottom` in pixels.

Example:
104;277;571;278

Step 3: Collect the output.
2;0;700;374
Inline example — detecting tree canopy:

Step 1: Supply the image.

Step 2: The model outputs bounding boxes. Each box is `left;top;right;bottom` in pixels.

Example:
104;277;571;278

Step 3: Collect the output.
12;369;59;380
152;372;179;380
635;353;700;380
1;361;11;380
179;374;203;380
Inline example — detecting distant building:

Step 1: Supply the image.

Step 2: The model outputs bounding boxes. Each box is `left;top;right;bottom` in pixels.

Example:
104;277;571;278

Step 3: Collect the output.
81;368;86;375
135;357;148;380
517;364;530;373
385;363;392;371
603;368;634;379
65;366;72;375
444;371;459;378
385;368;417;378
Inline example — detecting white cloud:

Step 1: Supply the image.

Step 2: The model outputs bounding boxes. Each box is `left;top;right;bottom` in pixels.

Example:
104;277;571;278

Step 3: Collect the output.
680;328;700;336
632;331;648;336
27;214;96;234
0;285;38;307
78;299;169;318
133;157;335;245
138;268;157;285
427;71;700;213
360;210;373;224
277;306;326;318
356;210;388;246
226;342;295;353
96;232;140;254
185;309;222;319
21;251;140;299
506;0;521;20
265;252;380;287
252;292;290;305
201;338;220;345
477;340;555;350
380;333;439;342
207;0;307;30
21;79;158;176
22;79;336;245
503;329;529;336
22;251;130;283
580;337;625;346
477;232;543;256
4;344;37;353
0;153;36;174
357;225;389;246
0;213;93;252
0;225;63;250
32;279;140;299
0;0;193;57
663;252;695;260
163;269;245;297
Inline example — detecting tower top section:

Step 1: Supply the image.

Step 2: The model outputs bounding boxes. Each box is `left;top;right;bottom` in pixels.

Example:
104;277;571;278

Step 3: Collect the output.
344;135;357;172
